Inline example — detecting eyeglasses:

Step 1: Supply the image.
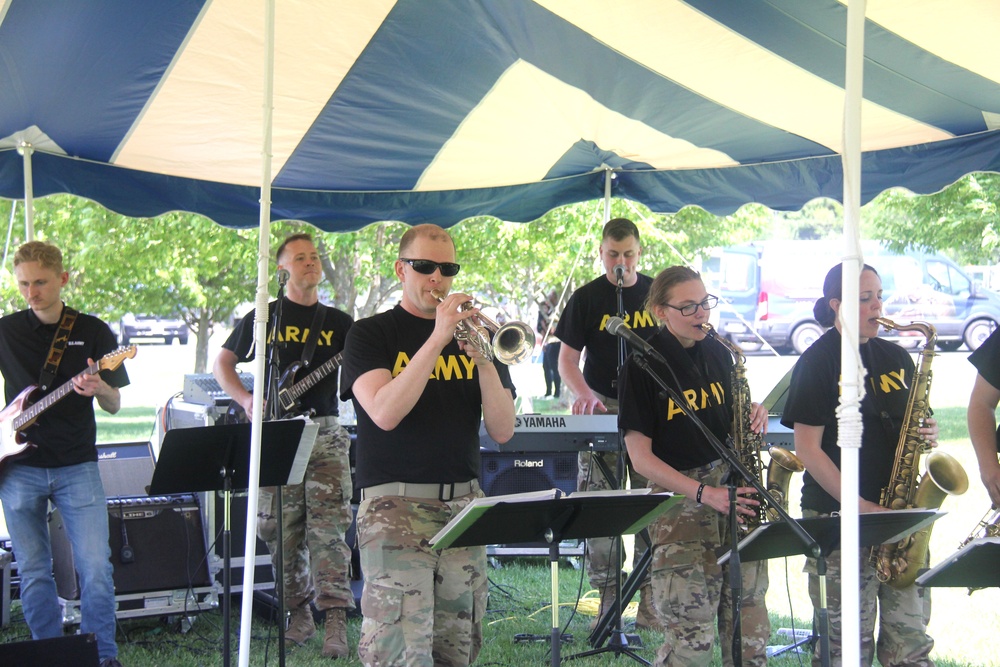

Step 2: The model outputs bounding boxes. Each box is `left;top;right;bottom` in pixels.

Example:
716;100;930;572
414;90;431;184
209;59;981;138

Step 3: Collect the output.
399;258;461;277
664;295;718;316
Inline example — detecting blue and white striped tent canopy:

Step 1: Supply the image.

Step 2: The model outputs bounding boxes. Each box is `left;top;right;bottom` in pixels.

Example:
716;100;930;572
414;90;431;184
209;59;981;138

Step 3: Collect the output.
2;0;1000;232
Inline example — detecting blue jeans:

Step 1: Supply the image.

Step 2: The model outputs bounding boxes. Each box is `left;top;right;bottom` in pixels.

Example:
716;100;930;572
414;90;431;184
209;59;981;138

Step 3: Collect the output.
0;461;118;661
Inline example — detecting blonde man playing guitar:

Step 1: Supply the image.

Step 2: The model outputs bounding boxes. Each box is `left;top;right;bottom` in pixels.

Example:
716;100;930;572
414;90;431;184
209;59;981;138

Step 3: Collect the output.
0;241;131;667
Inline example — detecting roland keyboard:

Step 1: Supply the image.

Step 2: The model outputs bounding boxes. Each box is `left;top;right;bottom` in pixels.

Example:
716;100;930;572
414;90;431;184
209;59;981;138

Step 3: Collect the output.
480;414;620;453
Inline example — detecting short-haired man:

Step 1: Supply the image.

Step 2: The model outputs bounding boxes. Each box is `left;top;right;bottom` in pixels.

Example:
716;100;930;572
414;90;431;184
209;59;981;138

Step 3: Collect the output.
0;241;130;667
214;233;356;657
341;223;516;666
554;217;661;630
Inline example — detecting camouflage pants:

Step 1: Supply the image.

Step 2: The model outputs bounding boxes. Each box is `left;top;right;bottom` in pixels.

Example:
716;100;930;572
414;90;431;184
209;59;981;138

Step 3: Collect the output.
257;422;355;612
648;462;769;667
576;395;652;591
803;510;934;667
356;492;487;667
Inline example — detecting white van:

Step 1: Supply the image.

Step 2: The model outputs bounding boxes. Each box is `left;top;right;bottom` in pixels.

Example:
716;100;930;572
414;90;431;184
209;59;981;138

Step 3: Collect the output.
707;240;1000;354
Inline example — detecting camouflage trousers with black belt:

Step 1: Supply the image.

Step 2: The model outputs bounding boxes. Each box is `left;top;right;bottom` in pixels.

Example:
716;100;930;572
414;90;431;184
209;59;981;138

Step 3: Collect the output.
648;461;769;667
356;490;487;667
257;421;355;612
803;509;934;667
576;394;652;591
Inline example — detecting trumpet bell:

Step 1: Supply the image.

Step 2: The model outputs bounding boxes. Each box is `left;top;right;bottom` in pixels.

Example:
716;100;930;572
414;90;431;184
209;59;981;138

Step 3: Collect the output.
493;321;537;365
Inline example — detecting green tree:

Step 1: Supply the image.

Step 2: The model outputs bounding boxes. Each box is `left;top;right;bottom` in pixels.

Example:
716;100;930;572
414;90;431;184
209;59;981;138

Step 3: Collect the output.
864;173;1000;264
0;194;773;374
0;196;259;372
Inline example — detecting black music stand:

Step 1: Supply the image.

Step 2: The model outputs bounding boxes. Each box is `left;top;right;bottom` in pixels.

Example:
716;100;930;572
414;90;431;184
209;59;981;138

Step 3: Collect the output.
149;419;316;667
432;488;681;667
718;508;942;665
916;537;1000;588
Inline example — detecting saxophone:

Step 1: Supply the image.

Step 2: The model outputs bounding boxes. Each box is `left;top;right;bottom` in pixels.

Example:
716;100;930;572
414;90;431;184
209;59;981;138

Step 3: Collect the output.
700;324;804;530
959;507;1000;594
871;317;970;588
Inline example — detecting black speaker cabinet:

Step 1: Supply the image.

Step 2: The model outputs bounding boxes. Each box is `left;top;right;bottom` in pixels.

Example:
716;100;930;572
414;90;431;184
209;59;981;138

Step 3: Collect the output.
96;441;155;498
51;495;212;598
480;450;578;497
0;633;99;667
479;450;579;553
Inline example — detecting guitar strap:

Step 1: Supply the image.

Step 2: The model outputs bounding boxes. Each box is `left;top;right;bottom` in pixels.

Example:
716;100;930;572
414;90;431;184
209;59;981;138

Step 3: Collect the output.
300;303;327;368
38;306;79;391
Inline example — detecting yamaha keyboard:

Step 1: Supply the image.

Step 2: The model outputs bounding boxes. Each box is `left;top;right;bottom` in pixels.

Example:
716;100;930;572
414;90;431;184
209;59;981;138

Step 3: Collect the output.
479;413;793;453
480;414;620;453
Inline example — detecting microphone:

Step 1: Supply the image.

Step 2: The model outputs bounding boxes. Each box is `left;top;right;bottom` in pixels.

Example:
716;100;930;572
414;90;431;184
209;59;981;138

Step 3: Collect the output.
276;268;290;287
613;264;625;285
606;316;667;364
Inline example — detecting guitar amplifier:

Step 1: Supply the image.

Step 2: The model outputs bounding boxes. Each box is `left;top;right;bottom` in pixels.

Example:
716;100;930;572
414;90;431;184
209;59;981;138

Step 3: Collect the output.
51;494;212;598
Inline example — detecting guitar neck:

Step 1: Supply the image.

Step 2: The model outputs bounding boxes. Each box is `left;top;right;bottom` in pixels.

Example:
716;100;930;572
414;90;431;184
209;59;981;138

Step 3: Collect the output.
13;362;99;431
286;352;344;402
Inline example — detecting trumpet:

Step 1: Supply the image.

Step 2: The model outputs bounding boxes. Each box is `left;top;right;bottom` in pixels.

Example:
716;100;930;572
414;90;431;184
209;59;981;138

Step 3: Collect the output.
431;289;536;364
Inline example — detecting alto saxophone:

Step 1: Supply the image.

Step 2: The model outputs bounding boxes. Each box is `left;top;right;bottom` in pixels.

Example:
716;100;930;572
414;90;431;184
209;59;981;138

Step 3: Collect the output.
700;324;804;530
959;507;1000;594
871;318;970;588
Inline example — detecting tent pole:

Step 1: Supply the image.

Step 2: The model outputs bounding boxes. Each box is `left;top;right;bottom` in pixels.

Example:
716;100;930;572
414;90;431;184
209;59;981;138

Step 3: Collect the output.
839;2;867;666
17;141;34;241
238;1;277;666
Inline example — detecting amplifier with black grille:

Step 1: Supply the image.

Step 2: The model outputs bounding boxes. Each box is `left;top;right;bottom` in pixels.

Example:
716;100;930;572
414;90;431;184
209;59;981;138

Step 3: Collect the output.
50;494;214;620
479;450;581;556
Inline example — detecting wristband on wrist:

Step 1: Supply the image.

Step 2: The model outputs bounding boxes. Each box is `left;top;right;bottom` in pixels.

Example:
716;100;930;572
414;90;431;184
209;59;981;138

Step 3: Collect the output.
695;483;706;504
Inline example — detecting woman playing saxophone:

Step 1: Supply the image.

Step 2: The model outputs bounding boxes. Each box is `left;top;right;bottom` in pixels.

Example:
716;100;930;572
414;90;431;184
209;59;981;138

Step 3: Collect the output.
617;266;770;667
782;263;940;667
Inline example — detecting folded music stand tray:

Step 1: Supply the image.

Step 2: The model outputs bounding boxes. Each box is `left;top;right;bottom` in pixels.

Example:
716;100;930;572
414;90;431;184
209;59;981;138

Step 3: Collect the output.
432;489;681;667
916;536;1000;588
718;509;941;665
149;419;316;667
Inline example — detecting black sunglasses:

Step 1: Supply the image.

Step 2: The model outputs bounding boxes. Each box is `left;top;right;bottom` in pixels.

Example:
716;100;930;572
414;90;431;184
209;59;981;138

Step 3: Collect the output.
399;258;461;277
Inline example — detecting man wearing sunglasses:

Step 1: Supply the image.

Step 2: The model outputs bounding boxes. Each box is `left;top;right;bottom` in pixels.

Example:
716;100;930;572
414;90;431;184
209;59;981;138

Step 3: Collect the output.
554;217;662;632
341;223;516;667
214;233;356;658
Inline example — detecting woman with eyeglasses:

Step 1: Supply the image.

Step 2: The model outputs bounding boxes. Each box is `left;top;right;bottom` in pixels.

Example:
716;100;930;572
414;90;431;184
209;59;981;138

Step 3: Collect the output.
617;265;770;667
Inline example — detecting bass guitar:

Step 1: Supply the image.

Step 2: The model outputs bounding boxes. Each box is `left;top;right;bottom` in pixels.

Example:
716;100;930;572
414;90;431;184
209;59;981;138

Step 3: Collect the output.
0;346;137;471
223;352;343;424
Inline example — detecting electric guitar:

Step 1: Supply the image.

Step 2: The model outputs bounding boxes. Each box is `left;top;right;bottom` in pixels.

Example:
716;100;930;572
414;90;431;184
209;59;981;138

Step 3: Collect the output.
0;346;137;471
223;352;343;424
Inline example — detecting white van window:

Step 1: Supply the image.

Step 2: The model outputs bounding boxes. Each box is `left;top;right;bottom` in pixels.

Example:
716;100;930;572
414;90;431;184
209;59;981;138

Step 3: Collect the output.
925;260;970;297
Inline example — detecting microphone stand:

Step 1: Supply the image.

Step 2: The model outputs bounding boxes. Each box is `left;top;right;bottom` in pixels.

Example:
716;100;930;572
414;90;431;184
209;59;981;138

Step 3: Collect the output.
627;348;822;667
266;277;288;666
571;268;648;664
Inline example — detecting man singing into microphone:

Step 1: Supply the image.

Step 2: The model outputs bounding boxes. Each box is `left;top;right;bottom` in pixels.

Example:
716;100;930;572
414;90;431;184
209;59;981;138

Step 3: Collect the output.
554;217;660;631
213;233;356;658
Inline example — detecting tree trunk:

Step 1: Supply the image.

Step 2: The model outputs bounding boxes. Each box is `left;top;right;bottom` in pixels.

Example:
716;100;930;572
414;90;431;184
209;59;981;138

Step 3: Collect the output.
193;309;213;374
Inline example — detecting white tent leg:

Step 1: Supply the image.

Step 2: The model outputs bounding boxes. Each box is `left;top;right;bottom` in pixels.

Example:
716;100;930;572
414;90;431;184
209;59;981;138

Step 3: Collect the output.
840;2;867;666
237;1;277;666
